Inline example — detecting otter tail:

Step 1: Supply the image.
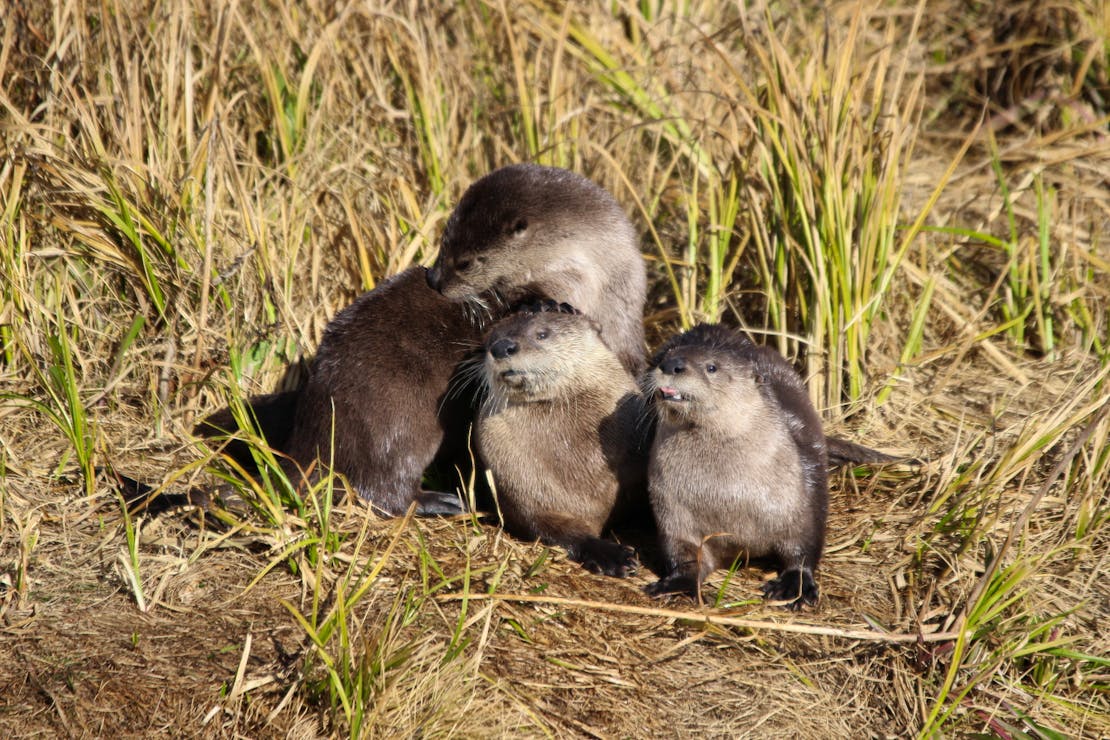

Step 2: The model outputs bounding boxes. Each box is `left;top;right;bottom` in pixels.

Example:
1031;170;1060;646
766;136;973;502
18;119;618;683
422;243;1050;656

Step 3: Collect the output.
826;435;919;467
193;391;300;475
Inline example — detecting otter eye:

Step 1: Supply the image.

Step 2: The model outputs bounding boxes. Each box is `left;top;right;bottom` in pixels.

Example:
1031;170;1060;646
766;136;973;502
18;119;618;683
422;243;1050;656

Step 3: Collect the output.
457;255;484;272
706;363;718;374
511;218;527;235
536;329;549;340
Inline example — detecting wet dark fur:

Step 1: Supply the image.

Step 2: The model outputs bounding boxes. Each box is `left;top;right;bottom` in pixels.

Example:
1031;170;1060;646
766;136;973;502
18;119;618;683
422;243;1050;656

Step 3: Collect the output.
476;303;646;576
643;324;828;609
283;268;483;515
198;267;480;516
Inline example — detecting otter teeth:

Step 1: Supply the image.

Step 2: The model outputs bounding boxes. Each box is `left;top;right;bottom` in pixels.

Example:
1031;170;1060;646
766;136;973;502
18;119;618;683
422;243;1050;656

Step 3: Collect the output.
658;386;684;401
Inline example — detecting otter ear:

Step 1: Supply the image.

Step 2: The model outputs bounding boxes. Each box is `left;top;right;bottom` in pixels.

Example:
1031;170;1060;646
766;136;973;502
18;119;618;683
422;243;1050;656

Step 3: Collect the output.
518;299;580;316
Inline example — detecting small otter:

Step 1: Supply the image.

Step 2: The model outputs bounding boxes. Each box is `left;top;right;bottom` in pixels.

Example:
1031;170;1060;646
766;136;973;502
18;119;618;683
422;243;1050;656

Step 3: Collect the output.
428;163;647;374
643;324;827;609
476;303;644;576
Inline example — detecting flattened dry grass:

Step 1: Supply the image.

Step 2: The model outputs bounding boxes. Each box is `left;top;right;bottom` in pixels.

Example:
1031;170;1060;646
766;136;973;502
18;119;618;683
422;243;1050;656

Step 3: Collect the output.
2;1;1108;737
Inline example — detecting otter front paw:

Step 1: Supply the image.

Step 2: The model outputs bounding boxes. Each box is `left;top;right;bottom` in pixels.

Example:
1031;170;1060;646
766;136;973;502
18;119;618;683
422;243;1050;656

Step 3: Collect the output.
761;568;819;610
573;538;639;577
644;572;699;598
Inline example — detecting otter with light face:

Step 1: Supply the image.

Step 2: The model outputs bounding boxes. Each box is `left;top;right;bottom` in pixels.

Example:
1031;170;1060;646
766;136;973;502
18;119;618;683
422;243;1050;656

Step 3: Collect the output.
428;163;647;374
475;302;645;576
643;324;828;609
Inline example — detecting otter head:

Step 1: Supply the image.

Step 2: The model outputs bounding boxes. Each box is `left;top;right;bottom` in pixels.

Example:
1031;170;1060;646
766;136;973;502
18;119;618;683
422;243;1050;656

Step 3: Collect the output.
645;324;765;428
426;164;629;316
482;302;609;405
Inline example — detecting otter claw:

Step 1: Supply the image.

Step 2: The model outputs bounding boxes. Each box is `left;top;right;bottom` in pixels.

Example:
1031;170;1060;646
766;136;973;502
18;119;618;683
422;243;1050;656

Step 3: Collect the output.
414;490;466;517
573;538;639;578
644;573;699;598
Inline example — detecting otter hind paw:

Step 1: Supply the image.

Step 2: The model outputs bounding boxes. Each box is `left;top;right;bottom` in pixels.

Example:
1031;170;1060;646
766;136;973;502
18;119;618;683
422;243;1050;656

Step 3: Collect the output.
574;538;639;578
761;568;819;610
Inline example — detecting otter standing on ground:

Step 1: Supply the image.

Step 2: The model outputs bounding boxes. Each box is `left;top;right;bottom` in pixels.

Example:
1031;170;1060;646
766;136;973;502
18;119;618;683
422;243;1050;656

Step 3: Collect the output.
476;303;644;576
198;164;647;517
643;324;828;609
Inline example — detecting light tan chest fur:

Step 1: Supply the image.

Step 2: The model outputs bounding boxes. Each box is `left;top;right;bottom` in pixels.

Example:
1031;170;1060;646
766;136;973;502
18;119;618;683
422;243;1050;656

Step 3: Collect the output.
649;414;806;559
477;397;624;534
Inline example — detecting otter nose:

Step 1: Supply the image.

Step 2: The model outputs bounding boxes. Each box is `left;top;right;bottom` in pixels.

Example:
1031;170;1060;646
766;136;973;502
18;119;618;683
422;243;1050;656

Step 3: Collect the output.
660;356;686;375
426;265;442;291
489;338;518;360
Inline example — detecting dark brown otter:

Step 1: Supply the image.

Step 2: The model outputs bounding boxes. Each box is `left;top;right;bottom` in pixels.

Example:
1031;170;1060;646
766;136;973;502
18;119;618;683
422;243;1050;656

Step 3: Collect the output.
282;267;482;515
475;303;645;576
199;267;479;516
642;324;828;609
427;163;647;374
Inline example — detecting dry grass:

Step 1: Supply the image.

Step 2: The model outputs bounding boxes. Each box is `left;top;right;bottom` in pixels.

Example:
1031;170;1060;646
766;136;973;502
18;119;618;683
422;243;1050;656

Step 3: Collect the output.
2;0;1108;737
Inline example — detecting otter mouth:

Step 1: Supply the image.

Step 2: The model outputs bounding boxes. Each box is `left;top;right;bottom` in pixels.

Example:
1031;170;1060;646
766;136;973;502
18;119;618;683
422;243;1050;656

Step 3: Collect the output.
657;386;686;402
498;369;527;388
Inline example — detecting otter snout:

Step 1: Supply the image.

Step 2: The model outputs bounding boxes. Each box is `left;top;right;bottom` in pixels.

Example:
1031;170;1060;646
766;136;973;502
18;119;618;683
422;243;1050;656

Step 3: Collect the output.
489;337;519;359
426;264;443;292
660;356;686;375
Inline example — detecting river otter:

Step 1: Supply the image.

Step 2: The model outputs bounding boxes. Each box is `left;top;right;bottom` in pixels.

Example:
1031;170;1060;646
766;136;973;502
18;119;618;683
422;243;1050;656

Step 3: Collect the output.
475;302;644;576
197;267;479;516
427;163;647;374
282;267;482;515
642;323;828;609
198;163;890;519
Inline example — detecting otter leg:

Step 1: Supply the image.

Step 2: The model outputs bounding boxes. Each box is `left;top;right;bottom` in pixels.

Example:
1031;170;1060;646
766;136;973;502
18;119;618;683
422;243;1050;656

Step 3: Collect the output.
528;513;638;577
762;566;819;610
644;540;713;598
